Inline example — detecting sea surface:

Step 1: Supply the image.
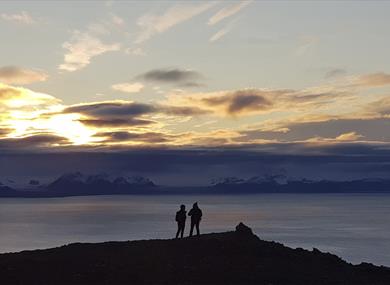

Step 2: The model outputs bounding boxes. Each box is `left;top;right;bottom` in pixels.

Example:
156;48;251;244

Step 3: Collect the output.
0;194;389;266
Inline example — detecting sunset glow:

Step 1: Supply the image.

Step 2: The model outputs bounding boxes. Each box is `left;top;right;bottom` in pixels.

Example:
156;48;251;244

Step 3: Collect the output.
0;1;389;151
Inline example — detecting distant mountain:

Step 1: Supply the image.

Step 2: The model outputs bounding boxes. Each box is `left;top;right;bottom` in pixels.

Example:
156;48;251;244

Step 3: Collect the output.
0;181;17;196
212;176;390;193
0;223;389;284
47;172;156;195
1;173;390;197
0;178;43;191
29;179;40;186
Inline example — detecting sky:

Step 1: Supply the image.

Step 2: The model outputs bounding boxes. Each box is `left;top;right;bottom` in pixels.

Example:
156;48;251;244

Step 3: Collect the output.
0;1;390;184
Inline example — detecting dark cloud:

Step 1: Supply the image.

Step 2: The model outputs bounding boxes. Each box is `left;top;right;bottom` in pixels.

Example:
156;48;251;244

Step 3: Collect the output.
185;88;343;116
137;68;203;87
201;89;274;115
63;101;209;118
289;92;342;103
228;93;271;114
61;101;209;129
159;105;210;116
62;102;159;128
95;131;173;143
79;118;155;127
0;145;389;185
63;102;155;118
179;82;204;88
0;128;12;136
0;134;69;150
324;68;347;79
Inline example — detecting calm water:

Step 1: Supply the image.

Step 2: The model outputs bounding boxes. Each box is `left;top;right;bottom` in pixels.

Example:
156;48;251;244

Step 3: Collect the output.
0;194;390;266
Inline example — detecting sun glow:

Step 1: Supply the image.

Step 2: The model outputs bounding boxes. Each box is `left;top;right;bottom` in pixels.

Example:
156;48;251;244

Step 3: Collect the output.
38;113;97;145
0;83;101;145
6;113;98;145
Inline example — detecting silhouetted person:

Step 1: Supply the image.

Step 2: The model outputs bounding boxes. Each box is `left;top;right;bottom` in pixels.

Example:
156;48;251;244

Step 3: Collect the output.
175;204;186;238
188;202;202;236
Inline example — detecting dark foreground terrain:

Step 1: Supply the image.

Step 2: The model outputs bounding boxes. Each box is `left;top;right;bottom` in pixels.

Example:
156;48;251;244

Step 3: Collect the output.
0;223;389;285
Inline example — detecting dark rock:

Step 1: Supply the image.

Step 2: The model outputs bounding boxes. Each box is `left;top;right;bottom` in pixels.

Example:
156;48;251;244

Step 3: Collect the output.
235;222;253;235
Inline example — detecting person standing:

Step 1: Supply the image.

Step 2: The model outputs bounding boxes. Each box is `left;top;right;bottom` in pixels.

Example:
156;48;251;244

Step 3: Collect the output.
188;202;202;237
175;204;186;238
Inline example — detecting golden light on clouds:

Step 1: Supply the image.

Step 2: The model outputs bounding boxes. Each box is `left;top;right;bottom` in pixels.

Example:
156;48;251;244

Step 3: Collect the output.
0;83;96;145
0;71;390;150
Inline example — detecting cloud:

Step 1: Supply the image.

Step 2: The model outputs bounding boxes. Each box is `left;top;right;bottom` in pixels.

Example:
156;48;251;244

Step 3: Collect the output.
95;131;173;143
158;105;210;116
0;128;12;136
135;2;217;44
0;134;69;150
0;83;61;110
1;11;35;25
112;82;144;93
62;100;208;118
325;68;347;79
209;22;233;42
0;83;99;145
2;73;389;152
60;100;208;130
365;97;390;116
167;87;344;116
201;90;273;115
137;68;203;87
79;118;155;127
1;78;390;184
59;31;120;72
110;13;124;27
63;101;155;118
241;118;390;143
2;146;390;185
125;47;146;56
355;72;390;87
335;131;363;141
0;66;48;85
208;1;252;25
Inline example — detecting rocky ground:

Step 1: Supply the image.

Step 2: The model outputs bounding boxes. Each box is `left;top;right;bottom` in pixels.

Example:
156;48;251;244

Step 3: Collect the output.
0;223;389;284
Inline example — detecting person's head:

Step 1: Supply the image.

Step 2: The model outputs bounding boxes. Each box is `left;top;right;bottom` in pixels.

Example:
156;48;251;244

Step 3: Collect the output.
180;204;185;211
193;202;198;209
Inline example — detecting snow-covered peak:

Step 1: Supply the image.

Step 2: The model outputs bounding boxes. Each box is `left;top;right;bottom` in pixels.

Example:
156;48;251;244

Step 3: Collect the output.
56;172;87;183
212;177;246;185
117;176;154;186
86;173;111;184
50;172;155;187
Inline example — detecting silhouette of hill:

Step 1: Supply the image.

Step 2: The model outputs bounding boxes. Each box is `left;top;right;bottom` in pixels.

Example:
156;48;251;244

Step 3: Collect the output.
0;223;389;285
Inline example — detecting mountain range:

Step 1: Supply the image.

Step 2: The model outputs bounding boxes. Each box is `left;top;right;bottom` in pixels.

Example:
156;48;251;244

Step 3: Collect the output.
0;172;390;197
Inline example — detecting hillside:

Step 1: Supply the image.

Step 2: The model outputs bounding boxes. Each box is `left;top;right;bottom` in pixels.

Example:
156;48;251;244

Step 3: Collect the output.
0;223;389;284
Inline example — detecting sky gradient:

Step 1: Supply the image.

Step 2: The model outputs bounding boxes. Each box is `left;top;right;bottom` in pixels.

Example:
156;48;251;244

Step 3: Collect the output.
0;1;390;184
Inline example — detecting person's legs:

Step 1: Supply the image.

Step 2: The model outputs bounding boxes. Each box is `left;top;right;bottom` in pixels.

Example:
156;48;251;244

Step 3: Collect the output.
180;223;185;238
196;221;200;236
176;223;181;238
190;221;194;237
